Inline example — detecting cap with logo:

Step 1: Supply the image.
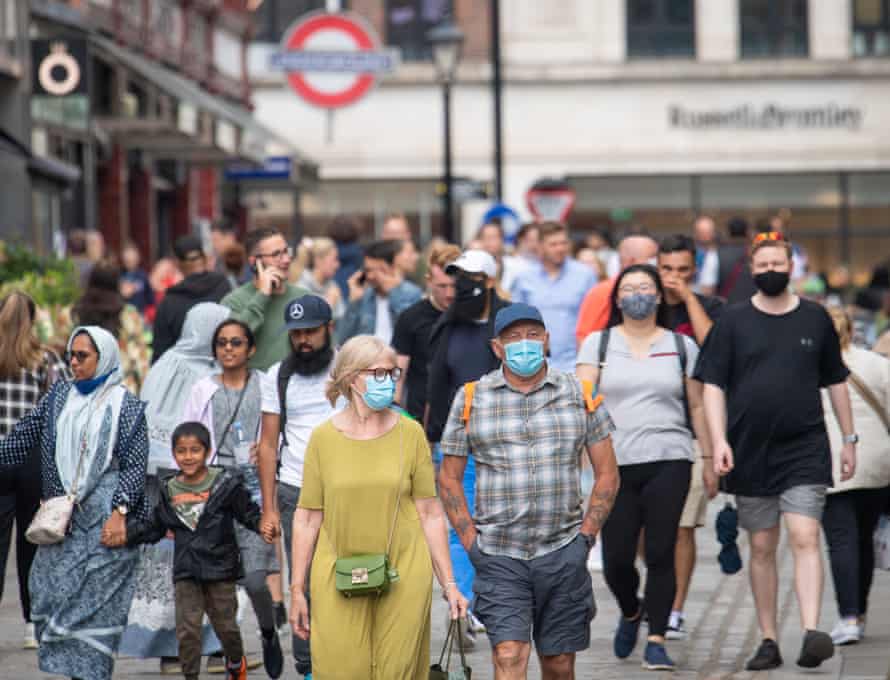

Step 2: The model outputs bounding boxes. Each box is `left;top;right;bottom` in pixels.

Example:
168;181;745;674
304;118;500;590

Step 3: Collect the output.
494;303;545;337
445;249;498;279
282;294;332;332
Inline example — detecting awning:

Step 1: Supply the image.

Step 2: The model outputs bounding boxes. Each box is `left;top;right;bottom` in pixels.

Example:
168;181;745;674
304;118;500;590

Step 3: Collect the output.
0;127;81;185
91;36;299;164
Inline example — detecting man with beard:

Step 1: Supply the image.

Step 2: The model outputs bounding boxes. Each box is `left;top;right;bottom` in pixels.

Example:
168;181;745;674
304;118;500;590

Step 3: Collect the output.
425;248;511;645
256;295;341;680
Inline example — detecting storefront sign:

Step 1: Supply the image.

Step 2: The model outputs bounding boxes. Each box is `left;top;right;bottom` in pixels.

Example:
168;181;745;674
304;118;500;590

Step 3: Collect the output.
669;103;863;131
31;39;90;130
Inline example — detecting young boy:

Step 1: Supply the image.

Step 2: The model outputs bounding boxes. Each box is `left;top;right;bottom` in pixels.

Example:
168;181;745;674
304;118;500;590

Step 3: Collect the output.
124;422;274;680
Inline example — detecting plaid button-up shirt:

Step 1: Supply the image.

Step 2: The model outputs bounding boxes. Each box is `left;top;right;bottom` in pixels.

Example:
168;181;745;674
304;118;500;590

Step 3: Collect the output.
440;366;614;560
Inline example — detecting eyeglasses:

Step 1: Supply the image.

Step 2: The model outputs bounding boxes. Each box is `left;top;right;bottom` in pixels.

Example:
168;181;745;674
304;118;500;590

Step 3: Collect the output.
215;338;247;349
255;246;293;260
617;282;656;295
361;367;403;383
65;350;93;364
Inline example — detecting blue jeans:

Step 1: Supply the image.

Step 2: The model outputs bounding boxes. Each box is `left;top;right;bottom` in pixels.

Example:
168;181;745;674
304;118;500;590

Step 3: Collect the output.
278;482;312;676
435;445;477;602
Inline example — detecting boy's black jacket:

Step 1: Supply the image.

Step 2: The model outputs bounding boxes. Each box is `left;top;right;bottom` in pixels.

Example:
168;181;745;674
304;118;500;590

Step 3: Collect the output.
127;467;262;583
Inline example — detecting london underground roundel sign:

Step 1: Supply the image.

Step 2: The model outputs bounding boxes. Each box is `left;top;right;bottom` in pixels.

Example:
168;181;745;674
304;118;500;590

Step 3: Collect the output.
270;12;399;110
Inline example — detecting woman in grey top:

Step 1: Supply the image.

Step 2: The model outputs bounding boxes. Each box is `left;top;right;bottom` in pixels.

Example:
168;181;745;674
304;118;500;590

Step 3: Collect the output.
577;264;712;671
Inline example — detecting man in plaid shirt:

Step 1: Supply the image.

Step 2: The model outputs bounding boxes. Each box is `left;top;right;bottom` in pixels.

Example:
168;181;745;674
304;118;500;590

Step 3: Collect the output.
439;303;619;679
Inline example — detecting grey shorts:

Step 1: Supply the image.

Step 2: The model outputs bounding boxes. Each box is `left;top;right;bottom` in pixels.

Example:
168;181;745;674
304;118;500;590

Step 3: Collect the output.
736;484;827;532
467;533;596;656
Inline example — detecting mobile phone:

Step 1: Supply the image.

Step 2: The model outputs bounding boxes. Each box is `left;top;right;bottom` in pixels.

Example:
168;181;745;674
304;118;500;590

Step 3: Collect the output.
358;271;367;286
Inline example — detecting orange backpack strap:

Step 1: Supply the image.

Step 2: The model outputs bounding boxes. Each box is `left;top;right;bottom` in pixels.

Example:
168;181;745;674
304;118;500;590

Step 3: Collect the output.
462;381;478;432
580;379;603;413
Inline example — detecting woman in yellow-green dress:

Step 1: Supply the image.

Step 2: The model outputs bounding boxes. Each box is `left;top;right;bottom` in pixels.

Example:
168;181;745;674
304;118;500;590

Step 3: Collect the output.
289;335;467;679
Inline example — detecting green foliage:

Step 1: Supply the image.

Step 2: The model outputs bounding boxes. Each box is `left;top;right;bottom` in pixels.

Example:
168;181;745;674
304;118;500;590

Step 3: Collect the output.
0;242;82;307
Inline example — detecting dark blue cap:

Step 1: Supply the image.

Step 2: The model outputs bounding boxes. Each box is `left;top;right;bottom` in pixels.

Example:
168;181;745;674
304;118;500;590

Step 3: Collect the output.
282;295;332;332
493;303;545;336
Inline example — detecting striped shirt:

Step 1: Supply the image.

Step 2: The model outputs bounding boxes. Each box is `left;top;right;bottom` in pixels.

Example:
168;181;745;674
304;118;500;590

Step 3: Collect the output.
440;366;614;560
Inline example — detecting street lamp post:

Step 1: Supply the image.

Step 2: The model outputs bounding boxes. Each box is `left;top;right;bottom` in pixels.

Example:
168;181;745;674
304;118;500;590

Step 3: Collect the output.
427;18;464;244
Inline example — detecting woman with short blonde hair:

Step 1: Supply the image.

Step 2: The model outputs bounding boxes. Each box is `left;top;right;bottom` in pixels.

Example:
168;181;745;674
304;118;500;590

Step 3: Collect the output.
290;335;467;678
298;237;344;321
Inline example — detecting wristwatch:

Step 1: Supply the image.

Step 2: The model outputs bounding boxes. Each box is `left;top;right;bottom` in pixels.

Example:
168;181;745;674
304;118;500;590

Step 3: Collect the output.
842;433;859;445
115;504;129;516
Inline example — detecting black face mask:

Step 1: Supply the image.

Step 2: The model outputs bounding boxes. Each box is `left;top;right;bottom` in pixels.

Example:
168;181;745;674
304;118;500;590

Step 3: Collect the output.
754;270;790;297
290;331;334;376
453;275;489;321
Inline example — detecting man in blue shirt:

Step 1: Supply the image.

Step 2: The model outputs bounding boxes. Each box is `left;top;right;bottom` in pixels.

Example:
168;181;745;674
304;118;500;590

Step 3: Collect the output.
511;222;598;371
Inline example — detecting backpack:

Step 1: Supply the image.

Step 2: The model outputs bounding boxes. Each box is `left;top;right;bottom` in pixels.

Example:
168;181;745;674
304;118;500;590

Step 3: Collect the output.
596;327;692;433
460;378;603;433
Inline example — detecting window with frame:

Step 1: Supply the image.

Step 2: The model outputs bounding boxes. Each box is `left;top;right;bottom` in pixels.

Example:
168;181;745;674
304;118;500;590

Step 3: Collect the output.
626;0;695;58
253;1;331;43
740;0;808;58
386;0;453;62
853;0;890;56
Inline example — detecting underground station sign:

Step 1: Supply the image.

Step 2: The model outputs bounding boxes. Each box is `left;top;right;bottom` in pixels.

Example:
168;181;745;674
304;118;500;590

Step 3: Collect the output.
270;12;399;109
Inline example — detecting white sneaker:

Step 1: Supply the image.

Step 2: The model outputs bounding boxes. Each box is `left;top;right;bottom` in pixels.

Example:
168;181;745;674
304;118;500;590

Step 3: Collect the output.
830;619;861;646
468;611;486;634
23;623;37;649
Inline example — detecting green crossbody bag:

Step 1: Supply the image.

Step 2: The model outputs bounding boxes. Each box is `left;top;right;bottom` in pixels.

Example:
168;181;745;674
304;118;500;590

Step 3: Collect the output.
333;422;404;598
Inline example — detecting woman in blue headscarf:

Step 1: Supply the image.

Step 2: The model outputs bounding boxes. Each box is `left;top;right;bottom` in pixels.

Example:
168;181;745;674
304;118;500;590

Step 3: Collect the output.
0;325;149;680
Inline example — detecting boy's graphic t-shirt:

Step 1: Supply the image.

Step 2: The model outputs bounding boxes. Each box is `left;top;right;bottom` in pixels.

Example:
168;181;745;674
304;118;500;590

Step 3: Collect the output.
167;468;220;530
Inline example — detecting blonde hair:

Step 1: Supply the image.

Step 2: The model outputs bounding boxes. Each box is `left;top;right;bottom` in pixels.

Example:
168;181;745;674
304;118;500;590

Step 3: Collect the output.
309;236;337;264
427;242;461;273
827;305;852;351
326;335;397;406
0;291;43;378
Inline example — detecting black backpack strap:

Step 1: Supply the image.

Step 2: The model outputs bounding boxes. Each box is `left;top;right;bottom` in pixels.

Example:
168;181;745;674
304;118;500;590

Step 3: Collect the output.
596;328;610;391
277;364;290;448
672;331;693;433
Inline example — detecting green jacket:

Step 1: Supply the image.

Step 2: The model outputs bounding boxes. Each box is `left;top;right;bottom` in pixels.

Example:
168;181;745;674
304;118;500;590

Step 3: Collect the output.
221;282;308;371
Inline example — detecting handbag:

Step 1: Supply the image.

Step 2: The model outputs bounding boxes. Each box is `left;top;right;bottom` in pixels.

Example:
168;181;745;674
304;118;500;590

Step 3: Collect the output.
430;618;472;680
25;424;91;546
333;421;404;598
848;371;890;434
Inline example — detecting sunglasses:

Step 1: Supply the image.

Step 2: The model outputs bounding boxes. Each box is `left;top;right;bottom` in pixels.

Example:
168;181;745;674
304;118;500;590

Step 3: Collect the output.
752;231;785;245
361;367;403;383
65;350;93;364
215;337;247;349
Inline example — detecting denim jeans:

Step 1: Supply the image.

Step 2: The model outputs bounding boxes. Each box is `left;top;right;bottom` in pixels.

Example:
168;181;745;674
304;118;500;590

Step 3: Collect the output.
278;481;311;676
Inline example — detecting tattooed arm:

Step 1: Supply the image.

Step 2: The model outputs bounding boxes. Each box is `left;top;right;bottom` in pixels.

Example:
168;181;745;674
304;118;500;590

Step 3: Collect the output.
438;455;476;552
580;437;620;539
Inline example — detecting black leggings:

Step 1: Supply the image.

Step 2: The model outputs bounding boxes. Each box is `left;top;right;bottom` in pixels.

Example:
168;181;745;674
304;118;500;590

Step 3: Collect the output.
821;487;890;618
0;449;41;622
601;460;691;637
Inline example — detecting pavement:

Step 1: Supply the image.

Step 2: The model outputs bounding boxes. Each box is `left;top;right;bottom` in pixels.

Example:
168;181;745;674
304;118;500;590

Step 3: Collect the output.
2;501;889;679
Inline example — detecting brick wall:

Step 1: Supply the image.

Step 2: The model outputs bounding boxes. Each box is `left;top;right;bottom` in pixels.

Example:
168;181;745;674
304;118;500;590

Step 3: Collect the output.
97;144;127;256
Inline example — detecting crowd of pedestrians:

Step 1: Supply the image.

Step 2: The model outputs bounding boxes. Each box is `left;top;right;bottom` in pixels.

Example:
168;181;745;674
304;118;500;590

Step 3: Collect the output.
0;213;888;680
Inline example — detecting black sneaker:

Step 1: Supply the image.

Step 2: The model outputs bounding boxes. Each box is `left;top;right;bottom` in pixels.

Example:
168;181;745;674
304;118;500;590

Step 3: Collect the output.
797;630;834;668
262;631;284;679
746;639;783;671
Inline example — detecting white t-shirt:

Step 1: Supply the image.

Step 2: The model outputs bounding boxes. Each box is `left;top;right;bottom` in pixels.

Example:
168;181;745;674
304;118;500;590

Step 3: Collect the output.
374;294;393;343
261;363;344;488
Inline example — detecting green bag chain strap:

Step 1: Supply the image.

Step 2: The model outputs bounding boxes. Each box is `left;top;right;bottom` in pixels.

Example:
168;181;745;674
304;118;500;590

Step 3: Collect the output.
333;419;404;597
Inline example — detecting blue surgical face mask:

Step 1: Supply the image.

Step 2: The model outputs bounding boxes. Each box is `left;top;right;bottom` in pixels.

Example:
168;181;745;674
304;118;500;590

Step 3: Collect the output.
619;292;659;321
504;339;545;377
361;375;395;411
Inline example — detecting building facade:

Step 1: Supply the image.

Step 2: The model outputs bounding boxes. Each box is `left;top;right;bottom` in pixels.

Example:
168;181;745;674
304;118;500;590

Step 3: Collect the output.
249;0;890;279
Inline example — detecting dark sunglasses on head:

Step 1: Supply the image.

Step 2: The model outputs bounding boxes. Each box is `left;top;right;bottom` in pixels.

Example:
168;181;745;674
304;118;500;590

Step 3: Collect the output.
65;350;93;364
215;337;247;349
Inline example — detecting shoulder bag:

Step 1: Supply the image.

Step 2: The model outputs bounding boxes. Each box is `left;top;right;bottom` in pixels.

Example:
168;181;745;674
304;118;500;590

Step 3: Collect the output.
430;618;472;679
848;371;890;434
333;420;404;597
25;423;91;545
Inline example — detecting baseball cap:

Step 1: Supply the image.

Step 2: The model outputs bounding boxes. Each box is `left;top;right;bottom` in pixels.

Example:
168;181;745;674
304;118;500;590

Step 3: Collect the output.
281;295;332;332
173;235;204;260
445;249;497;279
494;303;545;337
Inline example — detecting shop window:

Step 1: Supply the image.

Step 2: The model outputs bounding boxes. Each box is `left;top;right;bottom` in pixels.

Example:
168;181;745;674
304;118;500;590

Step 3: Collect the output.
626;0;695;58
254;1;339;43
853;0;890;56
0;0;17;61
740;0;808;58
386;0;453;61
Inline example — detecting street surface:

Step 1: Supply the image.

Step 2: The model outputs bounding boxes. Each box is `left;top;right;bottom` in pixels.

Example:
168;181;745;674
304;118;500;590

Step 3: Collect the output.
2;503;888;679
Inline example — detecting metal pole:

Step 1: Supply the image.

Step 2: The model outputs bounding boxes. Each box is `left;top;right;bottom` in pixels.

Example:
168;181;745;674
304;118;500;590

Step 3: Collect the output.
443;81;454;243
491;0;503;201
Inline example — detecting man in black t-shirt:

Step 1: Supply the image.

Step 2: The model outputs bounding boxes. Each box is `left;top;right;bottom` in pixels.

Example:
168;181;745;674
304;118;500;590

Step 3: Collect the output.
392;243;460;420
657;234;723;640
696;235;856;672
